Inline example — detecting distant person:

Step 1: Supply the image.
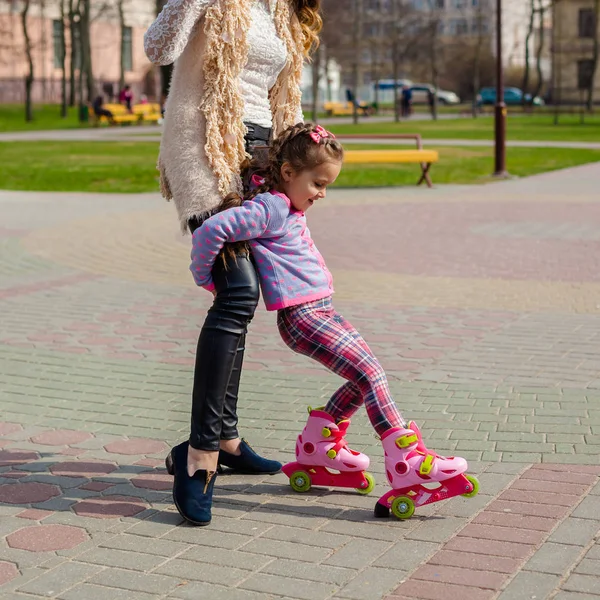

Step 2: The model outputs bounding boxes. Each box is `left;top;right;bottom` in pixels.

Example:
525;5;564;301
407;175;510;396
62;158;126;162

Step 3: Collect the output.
102;82;115;103
427;88;435;117
140;94;149;105
119;85;134;112
91;95;115;125
401;85;412;118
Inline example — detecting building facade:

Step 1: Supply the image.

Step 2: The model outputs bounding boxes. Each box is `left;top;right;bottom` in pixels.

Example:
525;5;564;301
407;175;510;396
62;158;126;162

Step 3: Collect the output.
1;0;163;104
552;0;599;104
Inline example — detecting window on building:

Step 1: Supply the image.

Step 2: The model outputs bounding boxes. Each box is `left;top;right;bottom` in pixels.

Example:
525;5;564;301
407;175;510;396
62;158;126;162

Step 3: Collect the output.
53;20;64;68
578;59;595;89
453;0;466;8
122;25;133;72
436;0;445;9
578;9;596;38
363;22;380;36
471;17;489;33
455;18;468;34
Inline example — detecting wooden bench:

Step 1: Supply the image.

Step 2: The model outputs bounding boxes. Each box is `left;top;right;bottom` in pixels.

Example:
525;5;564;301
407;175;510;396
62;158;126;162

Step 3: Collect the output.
324;101;373;117
92;103;140;126
132;103;162;124
338;134;438;187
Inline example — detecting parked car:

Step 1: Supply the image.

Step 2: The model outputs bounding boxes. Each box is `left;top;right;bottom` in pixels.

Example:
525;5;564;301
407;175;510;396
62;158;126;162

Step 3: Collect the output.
410;84;461;105
477;87;545;106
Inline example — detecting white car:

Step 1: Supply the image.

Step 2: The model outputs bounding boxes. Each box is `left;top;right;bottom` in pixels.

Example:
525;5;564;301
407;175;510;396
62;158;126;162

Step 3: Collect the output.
410;84;461;105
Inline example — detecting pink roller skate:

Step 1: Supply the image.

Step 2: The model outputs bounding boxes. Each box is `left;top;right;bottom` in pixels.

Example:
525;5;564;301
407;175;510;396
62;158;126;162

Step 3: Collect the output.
282;408;375;495
374;421;479;520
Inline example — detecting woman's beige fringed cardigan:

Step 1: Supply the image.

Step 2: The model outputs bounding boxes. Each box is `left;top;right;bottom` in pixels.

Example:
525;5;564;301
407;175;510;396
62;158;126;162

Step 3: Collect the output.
158;0;304;233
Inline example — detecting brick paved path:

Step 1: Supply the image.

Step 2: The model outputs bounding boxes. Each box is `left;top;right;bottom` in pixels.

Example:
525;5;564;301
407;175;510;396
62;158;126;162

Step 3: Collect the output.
1;162;600;599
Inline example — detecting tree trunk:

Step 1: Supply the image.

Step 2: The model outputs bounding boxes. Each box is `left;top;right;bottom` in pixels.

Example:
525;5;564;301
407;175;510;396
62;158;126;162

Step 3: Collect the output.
81;0;94;104
352;0;361;125
21;0;34;122
586;0;599;110
118;0;126;91
430;24;438;121
40;0;47;101
59;0;68;117
392;41;400;121
472;7;484;118
68;0;77;106
311;43;321;122
371;42;379;113
521;0;535;105
532;0;546;100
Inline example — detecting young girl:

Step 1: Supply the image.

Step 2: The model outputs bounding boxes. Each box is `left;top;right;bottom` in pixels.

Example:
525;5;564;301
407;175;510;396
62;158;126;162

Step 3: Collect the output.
191;123;478;519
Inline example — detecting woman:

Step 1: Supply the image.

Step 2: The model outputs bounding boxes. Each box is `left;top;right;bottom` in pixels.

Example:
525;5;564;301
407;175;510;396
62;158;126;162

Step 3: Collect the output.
144;0;322;525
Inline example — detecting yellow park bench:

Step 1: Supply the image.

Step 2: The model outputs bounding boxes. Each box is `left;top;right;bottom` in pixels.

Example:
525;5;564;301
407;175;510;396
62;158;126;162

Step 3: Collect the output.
324;101;354;116
338;134;438;187
132;103;162;124
324;101;374;117
100;103;140;125
93;103;161;126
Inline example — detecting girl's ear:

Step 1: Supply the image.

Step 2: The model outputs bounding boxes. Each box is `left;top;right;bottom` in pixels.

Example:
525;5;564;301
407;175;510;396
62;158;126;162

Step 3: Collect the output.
281;162;296;183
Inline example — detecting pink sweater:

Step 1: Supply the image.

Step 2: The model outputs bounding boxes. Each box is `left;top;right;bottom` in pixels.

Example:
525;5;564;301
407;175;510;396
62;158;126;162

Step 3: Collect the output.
190;191;334;310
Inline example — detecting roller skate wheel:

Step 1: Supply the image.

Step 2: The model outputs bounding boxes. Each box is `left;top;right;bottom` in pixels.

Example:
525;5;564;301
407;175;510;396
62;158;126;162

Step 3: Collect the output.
461;475;480;498
289;470;312;493
355;472;375;495
391;495;415;520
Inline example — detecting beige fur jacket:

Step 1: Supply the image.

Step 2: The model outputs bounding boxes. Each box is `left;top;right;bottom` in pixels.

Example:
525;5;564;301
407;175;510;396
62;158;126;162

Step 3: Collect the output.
144;0;304;233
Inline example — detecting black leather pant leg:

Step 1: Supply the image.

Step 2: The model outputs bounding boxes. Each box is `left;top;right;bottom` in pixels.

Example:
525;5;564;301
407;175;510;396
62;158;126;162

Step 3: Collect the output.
220;332;246;441
189;253;260;451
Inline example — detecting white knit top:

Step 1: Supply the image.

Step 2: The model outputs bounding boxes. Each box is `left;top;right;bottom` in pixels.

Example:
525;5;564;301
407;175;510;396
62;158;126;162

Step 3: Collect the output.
144;0;290;128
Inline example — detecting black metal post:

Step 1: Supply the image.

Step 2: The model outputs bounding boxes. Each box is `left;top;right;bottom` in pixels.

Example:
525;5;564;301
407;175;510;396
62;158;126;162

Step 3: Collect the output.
493;0;508;176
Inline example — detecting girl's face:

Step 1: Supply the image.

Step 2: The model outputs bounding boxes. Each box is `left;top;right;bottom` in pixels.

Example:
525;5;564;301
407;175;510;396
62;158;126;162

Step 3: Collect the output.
280;160;342;213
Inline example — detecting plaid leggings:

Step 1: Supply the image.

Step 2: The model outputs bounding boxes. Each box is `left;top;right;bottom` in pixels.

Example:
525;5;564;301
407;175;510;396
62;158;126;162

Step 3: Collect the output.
277;297;405;435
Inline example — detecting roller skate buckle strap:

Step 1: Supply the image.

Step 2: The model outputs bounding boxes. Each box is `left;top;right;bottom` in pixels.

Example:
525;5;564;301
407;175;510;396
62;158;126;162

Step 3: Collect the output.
419;453;435;476
395;432;418;449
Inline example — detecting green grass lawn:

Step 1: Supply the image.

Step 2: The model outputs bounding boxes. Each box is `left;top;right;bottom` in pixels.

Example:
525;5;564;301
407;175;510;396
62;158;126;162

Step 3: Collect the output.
0;141;598;192
0;104;87;132
2;103;599;143
328;114;600;142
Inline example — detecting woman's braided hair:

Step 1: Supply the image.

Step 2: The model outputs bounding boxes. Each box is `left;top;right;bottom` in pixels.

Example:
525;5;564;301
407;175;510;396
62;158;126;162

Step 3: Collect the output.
217;122;343;263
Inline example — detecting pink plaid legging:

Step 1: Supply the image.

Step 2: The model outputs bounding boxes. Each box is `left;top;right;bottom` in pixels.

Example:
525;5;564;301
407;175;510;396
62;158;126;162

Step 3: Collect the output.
277;297;405;435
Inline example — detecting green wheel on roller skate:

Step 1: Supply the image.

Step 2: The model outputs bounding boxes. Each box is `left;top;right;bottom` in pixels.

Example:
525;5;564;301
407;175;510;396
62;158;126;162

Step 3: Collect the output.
391;495;415;520
289;470;312;493
461;475;480;498
355;472;375;495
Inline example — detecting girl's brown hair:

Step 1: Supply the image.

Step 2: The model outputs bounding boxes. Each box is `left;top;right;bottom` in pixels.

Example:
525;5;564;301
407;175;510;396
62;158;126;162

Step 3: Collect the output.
218;122;344;262
294;0;323;56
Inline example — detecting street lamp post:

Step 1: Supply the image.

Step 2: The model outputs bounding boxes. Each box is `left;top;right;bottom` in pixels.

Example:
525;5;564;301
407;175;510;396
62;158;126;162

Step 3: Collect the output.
493;0;508;176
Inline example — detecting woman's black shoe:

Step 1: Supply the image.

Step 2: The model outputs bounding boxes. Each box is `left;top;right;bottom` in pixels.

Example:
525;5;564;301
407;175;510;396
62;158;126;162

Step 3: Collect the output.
218;439;282;474
165;439;281;476
170;441;217;526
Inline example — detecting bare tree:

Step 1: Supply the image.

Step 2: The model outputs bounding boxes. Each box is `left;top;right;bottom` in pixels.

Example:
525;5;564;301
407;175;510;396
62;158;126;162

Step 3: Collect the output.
80;0;93;104
118;0;126;90
21;0;34;121
521;0;535;104
68;0;78;106
470;0;487;117
59;0;68;117
351;0;362;124
587;0;599;109
532;0;549;100
422;0;443;120
311;43;322;122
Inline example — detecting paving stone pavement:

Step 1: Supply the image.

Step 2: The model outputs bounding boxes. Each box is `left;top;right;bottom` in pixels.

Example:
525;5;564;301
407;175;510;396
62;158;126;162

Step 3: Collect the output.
1;162;600;599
